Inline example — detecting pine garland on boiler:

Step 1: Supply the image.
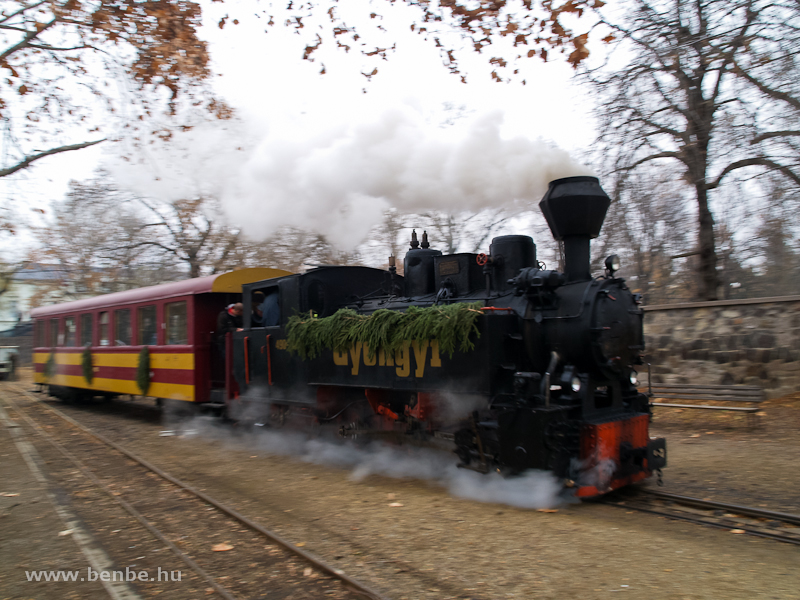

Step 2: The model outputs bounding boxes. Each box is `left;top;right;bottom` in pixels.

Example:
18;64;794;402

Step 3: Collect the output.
286;302;483;361
136;346;151;395
44;351;56;380
81;344;94;384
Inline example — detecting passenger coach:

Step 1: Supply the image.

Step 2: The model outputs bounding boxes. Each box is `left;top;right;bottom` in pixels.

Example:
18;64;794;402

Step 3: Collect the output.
32;268;290;404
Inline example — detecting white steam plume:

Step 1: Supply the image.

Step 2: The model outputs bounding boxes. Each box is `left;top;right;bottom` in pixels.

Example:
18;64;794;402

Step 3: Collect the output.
107;117;261;205
107;107;593;250
175;416;565;510
229;108;593;248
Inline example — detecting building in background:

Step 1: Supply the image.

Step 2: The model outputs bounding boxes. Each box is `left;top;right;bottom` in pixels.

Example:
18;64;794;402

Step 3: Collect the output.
0;264;127;333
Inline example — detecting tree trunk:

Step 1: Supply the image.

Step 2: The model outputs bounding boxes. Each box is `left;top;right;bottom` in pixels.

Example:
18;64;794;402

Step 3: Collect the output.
695;182;719;300
189;258;201;278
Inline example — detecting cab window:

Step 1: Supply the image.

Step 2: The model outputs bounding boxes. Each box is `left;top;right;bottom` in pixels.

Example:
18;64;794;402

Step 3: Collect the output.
34;321;45;347
165;301;188;345
115;309;132;346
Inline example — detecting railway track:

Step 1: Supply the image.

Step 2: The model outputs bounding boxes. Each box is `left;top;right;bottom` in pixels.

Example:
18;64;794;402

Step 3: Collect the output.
7;381;796;599
4;384;497;600
2;384;390;600
603;487;800;545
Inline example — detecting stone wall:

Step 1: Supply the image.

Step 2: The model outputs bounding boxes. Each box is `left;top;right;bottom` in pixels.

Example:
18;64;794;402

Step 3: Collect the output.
642;296;800;399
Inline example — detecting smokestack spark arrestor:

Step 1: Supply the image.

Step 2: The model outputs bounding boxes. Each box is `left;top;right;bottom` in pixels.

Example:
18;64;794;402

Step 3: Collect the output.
539;176;611;282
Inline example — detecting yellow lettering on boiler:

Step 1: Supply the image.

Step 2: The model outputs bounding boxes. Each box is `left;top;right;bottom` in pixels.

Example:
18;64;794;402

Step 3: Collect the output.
412;340;429;378
363;344;377;366
378;348;394;367
349;342;363;376
395;342;411;377
332;339;443;377
430;339;442;367
333;349;348;366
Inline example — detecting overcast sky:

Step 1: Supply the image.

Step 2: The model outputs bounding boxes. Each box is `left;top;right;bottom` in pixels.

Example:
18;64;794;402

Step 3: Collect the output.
0;0;597;257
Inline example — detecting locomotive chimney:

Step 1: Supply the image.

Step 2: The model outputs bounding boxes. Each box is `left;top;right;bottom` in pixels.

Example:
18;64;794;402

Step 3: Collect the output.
539;176;611;282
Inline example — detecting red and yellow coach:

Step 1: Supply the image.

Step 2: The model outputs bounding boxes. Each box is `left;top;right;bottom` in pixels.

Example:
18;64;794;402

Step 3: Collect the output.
32;268;290;404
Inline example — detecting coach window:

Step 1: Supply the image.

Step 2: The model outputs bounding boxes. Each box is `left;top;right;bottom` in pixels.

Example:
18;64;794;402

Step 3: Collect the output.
165;301;188;345
64;317;76;347
138;305;157;346
99;312;110;346
115;309;132;346
80;314;93;346
49;318;59;347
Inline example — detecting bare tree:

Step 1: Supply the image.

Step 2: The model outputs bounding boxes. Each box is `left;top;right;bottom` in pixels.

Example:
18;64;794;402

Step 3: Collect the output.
0;0;213;179
30;176;154;297
585;0;800;300
594;165;695;303
420;208;515;255
129;197;245;279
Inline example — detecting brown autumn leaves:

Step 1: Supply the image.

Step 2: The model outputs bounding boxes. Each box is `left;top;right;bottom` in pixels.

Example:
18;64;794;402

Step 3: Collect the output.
276;0;603;83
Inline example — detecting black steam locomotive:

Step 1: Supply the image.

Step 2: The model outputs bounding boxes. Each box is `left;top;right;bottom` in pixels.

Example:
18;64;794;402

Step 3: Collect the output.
230;176;666;498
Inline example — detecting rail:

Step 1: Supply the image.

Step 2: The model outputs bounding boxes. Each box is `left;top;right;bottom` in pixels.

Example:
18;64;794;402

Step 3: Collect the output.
603;488;800;545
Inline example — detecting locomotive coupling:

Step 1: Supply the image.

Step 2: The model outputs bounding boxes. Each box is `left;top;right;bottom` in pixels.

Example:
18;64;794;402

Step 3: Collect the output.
647;437;668;470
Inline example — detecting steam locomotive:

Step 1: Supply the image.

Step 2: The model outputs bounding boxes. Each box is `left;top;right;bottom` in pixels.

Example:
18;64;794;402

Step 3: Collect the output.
230;176;667;498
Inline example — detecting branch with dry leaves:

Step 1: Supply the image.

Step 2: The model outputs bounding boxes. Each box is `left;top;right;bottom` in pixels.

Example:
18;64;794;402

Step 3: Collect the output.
0;0;216;181
270;0;605;83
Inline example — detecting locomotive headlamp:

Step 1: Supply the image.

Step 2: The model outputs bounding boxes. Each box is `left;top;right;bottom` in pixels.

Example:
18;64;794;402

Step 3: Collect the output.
571;377;582;393
605;254;621;274
630;371;638;386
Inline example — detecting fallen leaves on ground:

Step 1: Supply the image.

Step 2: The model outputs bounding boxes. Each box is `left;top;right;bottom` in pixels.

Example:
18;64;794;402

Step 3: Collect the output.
212;543;234;551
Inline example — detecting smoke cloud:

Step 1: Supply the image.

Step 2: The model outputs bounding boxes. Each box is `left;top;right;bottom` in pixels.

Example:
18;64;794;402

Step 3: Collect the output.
108;107;593;250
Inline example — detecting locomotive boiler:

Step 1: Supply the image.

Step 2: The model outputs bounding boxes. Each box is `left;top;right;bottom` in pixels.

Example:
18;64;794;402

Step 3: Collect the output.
231;176;667;498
